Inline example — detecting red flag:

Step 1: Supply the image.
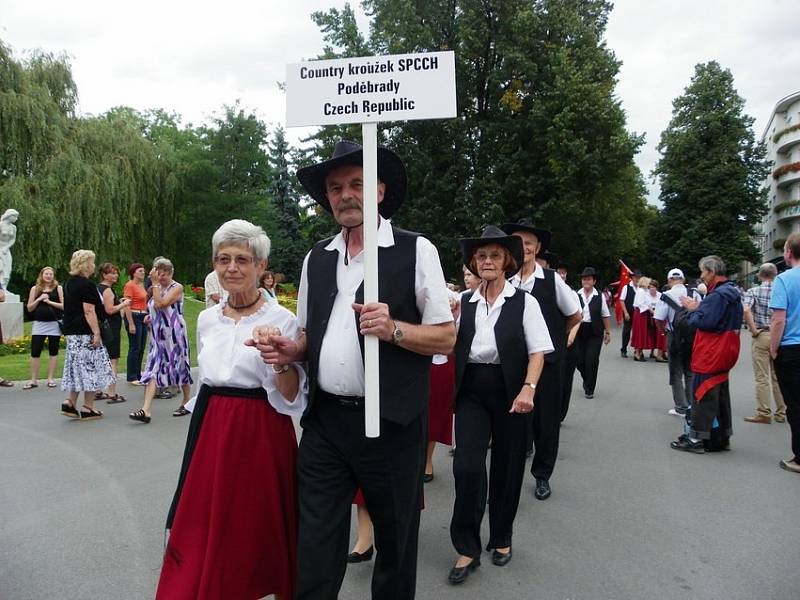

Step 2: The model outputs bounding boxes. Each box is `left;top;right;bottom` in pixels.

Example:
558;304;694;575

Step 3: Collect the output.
614;260;634;324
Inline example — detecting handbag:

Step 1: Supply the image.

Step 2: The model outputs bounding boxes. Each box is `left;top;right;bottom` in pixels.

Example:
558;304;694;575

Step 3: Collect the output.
99;320;114;347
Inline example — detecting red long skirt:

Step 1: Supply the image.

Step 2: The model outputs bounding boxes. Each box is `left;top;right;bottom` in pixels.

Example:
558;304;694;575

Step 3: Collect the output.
631;308;657;350
428;358;455;445
156;394;298;600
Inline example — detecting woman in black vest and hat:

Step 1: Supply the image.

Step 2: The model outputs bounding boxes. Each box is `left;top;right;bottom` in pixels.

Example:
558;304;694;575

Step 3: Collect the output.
448;226;553;584
565;267;612;400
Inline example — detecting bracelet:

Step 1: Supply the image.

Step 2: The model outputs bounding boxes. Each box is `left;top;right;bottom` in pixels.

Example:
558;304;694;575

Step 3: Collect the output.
272;363;290;375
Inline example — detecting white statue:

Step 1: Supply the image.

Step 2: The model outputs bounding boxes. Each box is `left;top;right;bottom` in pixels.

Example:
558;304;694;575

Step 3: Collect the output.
0;209;19;290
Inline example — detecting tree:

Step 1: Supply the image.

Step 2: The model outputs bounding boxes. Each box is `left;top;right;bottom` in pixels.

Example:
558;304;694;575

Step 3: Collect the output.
650;61;769;277
303;0;651;283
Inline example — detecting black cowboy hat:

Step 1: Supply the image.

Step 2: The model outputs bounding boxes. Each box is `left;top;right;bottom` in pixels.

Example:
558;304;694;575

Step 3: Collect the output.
540;251;559;269
296;140;407;218
500;219;552;252
460;226;524;278
580;267;599;280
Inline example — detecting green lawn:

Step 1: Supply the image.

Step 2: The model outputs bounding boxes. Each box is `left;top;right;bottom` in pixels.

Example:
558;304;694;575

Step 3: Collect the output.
0;298;205;382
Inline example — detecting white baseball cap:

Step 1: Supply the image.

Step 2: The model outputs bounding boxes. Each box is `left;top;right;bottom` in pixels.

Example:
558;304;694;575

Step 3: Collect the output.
667;268;684;280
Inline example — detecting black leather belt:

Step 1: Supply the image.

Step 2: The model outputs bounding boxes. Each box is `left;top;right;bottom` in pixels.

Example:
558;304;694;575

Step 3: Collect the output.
317;388;365;408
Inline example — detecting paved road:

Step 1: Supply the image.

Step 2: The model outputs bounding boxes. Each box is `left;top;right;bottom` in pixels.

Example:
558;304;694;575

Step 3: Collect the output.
1;330;797;599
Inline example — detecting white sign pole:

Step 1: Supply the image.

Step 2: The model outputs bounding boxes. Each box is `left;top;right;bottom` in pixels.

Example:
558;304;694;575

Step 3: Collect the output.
362;123;380;438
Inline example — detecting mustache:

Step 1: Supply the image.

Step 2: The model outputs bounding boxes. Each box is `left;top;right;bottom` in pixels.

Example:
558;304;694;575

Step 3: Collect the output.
336;200;361;212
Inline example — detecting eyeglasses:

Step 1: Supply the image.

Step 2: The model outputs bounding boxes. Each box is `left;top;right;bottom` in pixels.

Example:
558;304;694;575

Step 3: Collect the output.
475;251;504;263
214;255;257;267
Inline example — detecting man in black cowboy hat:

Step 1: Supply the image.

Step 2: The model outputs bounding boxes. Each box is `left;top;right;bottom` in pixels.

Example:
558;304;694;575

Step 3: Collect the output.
565;267;612;401
257;140;455;599
502;219;581;501
619;269;642;357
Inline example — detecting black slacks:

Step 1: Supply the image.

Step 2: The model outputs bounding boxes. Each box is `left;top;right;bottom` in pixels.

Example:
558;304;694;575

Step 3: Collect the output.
296;391;426;600
774;344;800;460
689;379;732;448
572;323;603;395
621;316;632;353
451;365;529;558
530;360;562;481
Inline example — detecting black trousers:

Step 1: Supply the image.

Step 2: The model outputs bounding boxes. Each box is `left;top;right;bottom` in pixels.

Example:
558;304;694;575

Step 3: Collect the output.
621;316;632;353
561;342;578;421
774;344;800;460
571;323;603;395
530;360;562;481
451;365;529;558
296;391;426;600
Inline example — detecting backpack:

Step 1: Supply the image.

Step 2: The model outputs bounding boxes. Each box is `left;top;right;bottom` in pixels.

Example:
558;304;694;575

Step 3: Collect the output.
660;291;697;356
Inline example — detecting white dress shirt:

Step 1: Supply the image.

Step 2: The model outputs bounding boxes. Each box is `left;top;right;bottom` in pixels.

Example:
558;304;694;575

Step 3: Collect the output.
654;284;699;330
432;288;461;365
633;288;659;312
508;264;581;317
296;219;453;397
194;301;308;417
465;280;554;363
577;287;610;322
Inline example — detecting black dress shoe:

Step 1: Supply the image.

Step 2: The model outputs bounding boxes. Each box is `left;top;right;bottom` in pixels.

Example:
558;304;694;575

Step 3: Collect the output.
447;557;480;584
669;436;705;454
347;546;374;563
491;548;512;566
534;478;551;500
584;392;594;399
621;350;628;357
423;472;434;483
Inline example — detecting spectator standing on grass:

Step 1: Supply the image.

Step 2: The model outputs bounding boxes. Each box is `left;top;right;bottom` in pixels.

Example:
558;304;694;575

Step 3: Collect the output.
203;269;227;308
25;266;63;389
770;233;800;474
97;263;131;404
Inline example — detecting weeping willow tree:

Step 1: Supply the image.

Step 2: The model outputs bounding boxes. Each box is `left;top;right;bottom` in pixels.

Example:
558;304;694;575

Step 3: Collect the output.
0;40;179;283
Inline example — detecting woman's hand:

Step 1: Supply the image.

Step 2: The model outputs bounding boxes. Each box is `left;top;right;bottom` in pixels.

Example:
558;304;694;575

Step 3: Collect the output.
246;326;298;365
603;330;611;345
128;323;137;334
91;332;102;348
509;386;535;414
144;315;152;326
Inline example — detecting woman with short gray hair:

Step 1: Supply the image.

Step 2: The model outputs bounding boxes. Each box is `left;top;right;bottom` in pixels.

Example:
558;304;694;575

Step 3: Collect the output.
156;219;306;599
129;256;192;423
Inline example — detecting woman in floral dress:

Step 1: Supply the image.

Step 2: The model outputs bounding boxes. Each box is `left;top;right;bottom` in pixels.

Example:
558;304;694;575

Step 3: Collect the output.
129;257;192;423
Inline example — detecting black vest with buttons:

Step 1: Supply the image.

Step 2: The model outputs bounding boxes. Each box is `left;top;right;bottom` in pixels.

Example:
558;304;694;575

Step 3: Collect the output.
527;268;567;365
304;226;431;426
454;288;529;406
623;283;635;314
578;290;604;336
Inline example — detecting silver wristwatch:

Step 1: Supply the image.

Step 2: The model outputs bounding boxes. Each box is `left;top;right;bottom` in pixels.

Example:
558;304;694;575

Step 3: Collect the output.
391;321;404;345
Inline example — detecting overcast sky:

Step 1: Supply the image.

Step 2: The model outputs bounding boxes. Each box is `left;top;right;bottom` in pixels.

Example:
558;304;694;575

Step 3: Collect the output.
2;0;798;204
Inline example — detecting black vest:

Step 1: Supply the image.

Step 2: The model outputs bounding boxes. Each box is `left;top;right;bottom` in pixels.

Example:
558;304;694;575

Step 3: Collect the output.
304;227;431;426
623;283;635;313
578;290;604;336
454;288;528;406
528;268;567;364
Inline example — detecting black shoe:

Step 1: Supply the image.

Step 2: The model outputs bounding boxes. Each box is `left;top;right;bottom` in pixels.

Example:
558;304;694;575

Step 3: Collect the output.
347;545;374;563
621;350;627;357
423;472;434;483
670;437;705;454
491;548;512;566
584;392;594;399
447;557;479;584
534;478;551;500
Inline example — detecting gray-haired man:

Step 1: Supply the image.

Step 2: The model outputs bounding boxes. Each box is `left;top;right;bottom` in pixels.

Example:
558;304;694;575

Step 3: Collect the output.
743;263;786;424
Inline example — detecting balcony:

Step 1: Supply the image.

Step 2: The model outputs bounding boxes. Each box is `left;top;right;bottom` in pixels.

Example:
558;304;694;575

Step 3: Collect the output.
776;126;800;155
776;202;800;222
774;162;800;188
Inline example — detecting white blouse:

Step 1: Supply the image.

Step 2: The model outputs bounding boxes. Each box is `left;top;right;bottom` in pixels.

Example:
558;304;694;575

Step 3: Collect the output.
634;288;660;312
195;301;308;418
465;281;554;364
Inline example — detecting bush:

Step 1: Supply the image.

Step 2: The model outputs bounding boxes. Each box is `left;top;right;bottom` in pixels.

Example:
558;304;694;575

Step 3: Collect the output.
0;335;66;356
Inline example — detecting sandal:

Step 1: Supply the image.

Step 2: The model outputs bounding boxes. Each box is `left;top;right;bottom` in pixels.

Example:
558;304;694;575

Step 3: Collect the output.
129;409;151;424
106;394;126;404
23;382;38;390
61;401;79;419
79;407;104;420
47;381;58;388
0;379;14;387
172;406;190;417
95;392;111;400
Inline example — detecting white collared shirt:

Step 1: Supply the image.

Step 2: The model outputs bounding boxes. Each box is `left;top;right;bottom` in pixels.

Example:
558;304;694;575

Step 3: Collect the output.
194;302;308;417
297;219;452;396
577;287;610;322
508;264;581;317
465;280;553;364
619;282;634;302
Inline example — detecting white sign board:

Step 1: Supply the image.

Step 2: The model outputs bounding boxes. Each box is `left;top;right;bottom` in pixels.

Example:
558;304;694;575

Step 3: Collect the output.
286;51;456;127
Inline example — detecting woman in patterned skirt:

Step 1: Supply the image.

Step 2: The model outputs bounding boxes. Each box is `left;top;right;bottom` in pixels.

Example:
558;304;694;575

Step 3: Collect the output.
60;250;114;420
129;257;192;423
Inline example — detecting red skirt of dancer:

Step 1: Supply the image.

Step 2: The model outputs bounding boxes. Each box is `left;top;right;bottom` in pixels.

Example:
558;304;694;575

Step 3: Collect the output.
428;358;455;445
655;326;668;353
631;308;656;350
156;392;298;600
